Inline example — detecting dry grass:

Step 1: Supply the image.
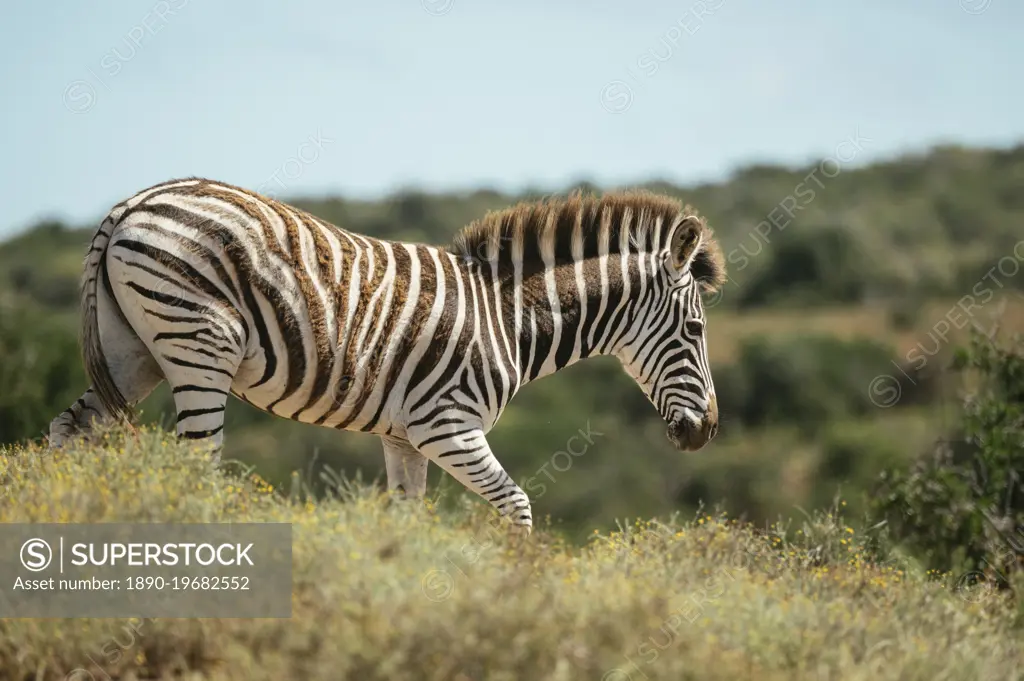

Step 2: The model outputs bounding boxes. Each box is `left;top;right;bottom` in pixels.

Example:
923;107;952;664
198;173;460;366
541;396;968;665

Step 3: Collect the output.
1;428;1021;681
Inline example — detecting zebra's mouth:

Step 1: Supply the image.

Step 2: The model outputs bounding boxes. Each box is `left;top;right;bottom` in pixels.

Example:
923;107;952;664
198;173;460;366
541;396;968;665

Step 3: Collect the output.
666;417;717;452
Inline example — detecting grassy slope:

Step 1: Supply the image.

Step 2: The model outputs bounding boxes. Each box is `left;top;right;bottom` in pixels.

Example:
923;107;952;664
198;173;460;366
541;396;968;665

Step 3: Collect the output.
1;430;1021;681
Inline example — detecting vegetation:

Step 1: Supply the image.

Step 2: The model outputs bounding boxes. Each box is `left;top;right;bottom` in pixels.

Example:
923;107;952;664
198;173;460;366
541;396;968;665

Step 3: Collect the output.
1;430;1022;681
2;143;1024;545
873;330;1024;578
3;143;1024;678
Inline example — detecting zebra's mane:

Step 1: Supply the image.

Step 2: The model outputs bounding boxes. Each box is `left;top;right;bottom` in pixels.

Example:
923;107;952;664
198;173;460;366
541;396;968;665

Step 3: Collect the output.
450;191;727;293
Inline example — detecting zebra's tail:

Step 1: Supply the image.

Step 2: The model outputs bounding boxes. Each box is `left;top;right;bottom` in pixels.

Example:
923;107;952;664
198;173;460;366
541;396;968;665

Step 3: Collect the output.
80;213;132;423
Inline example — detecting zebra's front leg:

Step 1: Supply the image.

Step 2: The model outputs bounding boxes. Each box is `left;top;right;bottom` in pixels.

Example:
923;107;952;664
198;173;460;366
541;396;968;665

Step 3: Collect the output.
408;422;533;535
381;435;428;498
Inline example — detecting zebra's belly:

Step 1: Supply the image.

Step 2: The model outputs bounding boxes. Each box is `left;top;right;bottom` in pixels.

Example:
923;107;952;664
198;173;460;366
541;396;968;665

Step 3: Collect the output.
229;352;399;436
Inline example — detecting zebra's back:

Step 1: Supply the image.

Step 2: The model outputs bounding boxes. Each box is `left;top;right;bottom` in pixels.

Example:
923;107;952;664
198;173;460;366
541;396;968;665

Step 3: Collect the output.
98;177;473;438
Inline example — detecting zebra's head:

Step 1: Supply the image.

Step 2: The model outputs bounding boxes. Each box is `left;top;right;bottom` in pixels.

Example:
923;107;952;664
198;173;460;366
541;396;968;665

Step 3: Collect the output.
615;214;726;452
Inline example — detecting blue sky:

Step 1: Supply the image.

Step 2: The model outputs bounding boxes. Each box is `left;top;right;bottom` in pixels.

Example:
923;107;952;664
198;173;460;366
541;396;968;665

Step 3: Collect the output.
1;0;1021;236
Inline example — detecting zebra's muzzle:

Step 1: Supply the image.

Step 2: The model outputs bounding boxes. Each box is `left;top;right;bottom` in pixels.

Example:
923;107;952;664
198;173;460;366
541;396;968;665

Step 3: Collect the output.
666;396;719;451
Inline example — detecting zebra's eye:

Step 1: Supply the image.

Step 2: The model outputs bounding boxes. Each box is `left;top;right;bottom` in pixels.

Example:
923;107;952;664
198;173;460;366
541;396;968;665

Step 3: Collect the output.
685;321;705;336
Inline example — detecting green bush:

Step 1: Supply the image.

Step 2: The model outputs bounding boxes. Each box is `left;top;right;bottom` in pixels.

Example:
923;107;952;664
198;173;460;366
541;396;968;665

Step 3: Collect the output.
872;330;1024;577
0;298;85;443
716;335;911;433
736;226;872;308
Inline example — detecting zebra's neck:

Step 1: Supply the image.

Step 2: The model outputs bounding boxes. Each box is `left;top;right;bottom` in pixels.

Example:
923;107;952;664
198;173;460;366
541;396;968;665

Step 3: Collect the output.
506;255;634;388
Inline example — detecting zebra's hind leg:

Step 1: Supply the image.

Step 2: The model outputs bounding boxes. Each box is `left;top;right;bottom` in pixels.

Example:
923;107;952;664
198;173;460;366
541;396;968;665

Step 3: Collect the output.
150;331;240;464
151;333;238;463
381;436;429;498
168;379;232;464
104;237;245;463
144;327;241;464
48;285;164;447
48;389;111;447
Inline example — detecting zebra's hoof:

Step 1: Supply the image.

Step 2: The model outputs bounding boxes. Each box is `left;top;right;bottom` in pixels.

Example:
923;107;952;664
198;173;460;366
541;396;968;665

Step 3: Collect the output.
508;524;532;540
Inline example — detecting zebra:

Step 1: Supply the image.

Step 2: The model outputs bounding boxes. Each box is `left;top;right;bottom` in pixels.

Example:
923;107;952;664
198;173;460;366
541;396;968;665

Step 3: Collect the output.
48;178;727;535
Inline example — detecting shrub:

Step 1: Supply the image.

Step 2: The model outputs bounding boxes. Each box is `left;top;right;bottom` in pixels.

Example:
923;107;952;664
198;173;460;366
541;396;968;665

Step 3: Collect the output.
736;225;871;308
718;335;907;433
872;330;1024;578
0;299;84;443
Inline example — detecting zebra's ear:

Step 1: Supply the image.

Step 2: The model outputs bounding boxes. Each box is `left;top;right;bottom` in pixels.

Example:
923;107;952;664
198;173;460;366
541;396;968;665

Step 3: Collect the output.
669;216;702;272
